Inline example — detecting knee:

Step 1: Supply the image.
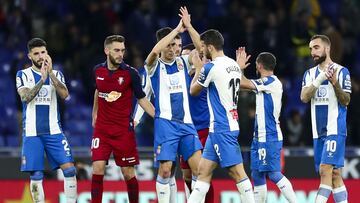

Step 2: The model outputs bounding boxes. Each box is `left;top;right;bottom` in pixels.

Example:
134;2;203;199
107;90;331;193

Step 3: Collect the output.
268;171;284;183
122;167;135;180
332;169;341;180
251;170;266;186
92;162;105;175
30;171;44;180
62;166;77;178
319;165;333;178
158;162;172;178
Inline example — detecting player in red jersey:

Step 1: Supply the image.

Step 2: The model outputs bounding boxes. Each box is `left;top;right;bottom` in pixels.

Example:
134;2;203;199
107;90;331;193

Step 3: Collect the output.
91;35;155;203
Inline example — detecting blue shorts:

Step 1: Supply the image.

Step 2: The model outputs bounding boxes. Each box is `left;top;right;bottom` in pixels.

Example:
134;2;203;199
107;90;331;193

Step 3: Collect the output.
202;131;243;168
313;135;346;173
251;140;282;172
153;118;202;166
21;133;74;172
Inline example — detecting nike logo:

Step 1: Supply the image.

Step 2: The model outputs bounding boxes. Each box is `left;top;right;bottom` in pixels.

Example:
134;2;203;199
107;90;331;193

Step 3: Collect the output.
97;77;104;80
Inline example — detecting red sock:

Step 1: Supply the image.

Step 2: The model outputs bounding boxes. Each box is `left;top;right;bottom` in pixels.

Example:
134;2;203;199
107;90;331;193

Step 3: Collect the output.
205;182;214;203
125;176;139;203
91;174;104;203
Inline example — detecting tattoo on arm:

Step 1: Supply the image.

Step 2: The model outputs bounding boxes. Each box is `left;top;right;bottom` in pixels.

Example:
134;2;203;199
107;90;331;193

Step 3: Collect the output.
333;82;350;106
20;80;44;103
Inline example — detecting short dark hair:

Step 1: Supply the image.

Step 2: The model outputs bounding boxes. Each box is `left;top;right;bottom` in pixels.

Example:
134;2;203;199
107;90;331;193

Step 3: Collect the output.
200;29;224;50
310;34;331;46
256;52;276;71
104;35;125;47
27;38;47;52
156;27;181;42
182;43;195;51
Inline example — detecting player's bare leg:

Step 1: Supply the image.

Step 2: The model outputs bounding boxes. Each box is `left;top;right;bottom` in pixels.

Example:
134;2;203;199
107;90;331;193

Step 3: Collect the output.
315;164;333;203
227;164;255;203
121;166;139;203
188;158;217;203
332;168;348;203
91;160;106;203
156;161;173;203
60;162;77;203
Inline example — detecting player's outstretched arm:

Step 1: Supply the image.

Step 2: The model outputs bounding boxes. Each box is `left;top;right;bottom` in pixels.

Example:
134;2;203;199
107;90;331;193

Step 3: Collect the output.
92;89;99;128
179;6;201;52
46;55;69;99
236;47;255;91
137;97;155;118
145;20;186;73
190;50;204;96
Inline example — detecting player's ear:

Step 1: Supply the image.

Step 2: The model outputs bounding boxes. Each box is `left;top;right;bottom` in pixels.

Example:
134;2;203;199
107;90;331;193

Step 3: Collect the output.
27;53;32;60
104;47;109;55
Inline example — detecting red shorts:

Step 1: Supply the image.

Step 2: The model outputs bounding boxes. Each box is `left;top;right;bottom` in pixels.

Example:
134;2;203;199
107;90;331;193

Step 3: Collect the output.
91;129;139;167
180;128;209;169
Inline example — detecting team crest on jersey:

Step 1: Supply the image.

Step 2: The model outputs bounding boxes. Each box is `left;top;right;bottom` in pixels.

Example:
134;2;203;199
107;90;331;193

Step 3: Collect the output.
176;59;184;70
118;77;124;85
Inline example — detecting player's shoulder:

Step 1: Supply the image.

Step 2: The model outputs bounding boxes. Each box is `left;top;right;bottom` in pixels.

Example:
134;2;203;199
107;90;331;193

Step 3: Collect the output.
334;63;349;74
93;61;107;72
17;67;31;76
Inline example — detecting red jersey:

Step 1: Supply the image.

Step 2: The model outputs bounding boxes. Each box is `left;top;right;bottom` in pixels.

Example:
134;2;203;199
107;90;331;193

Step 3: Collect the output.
94;62;145;136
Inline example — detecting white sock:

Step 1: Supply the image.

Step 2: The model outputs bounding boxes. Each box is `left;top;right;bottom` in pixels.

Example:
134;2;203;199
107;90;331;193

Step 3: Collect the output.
276;177;297;203
169;176;177;203
254;184;267;203
64;176;77;203
30;180;45;203
156;176;170;203
333;185;348;203
315;184;332;203
236;178;255;203
191;175;197;191
188;180;210;203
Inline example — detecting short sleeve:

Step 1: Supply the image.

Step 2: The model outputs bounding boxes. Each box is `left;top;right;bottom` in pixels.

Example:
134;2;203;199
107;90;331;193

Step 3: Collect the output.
302;70;311;88
339;67;351;93
130;68;146;99
250;76;275;93
197;63;214;88
16;70;30;90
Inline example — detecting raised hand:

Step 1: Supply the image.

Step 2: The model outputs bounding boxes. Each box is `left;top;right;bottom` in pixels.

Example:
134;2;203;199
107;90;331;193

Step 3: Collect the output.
45;54;53;73
192;50;204;69
236;47;251;69
175;19;186;33
179;6;191;28
325;63;337;85
40;57;48;82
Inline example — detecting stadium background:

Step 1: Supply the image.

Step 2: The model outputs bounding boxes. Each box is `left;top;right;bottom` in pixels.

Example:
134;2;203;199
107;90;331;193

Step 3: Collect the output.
0;0;359;202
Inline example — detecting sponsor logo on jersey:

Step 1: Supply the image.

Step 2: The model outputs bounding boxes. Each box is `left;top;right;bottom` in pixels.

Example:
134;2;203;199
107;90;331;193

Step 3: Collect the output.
99;91;122;102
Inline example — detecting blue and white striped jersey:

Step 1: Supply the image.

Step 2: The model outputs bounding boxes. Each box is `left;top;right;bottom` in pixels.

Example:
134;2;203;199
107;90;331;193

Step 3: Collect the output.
147;55;193;123
198;56;241;133
251;75;283;142
16;67;65;136
302;63;351;138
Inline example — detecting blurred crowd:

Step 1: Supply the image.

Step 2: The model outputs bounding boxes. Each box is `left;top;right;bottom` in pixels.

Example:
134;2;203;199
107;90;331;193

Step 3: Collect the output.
0;0;359;147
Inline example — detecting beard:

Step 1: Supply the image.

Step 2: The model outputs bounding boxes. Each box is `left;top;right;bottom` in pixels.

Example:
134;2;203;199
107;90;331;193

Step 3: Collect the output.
31;59;43;69
313;52;326;65
109;54;122;66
